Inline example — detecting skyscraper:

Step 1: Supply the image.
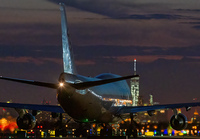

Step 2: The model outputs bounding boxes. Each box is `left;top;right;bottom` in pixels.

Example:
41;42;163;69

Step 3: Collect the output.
131;59;140;106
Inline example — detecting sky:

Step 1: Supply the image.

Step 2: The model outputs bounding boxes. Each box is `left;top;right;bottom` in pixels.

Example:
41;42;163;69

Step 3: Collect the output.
0;0;200;118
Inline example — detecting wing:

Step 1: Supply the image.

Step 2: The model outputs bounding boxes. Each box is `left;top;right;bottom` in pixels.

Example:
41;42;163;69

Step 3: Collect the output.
0;102;65;113
110;102;200;114
0;76;58;89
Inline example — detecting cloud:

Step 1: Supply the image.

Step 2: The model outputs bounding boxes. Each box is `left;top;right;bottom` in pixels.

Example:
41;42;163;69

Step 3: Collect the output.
75;60;95;65
2;44;200;66
180;56;200;64
187;56;200;60
0;56;96;66
193;26;200;30
74;45;200;56
109;55;200;64
176;9;200;12
0;56;61;65
0;57;41;64
181;22;200;25
49;0;200;21
104;55;183;63
2;45;200;66
119;14;186;20
72;45;200;65
180;22;200;30
48;0;173;18
0;23;61;47
0;44;61;59
0;6;58;12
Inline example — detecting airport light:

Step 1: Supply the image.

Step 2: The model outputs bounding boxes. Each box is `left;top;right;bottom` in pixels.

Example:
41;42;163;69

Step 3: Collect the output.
192;126;197;129
154;130;157;135
59;82;64;87
183;130;187;134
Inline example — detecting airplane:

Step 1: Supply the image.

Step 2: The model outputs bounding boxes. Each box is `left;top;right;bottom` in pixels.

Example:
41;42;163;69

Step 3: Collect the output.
1;3;200;137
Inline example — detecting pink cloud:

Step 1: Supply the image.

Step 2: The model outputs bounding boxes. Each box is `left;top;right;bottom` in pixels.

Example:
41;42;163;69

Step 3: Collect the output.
108;55;183;63
0;56;43;65
0;56;60;65
75;60;95;65
42;58;62;65
0;56;95;66
187;56;200;60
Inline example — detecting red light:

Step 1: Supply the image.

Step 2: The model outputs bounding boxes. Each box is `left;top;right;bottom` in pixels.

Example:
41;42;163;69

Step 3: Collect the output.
40;126;43;128
37;126;39;128
2;108;6;111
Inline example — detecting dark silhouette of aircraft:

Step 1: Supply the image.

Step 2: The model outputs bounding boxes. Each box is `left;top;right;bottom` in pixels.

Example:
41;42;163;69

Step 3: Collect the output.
0;3;199;137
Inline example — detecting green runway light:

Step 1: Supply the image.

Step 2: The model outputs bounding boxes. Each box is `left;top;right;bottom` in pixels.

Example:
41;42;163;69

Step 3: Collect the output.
82;118;89;122
183;130;187;134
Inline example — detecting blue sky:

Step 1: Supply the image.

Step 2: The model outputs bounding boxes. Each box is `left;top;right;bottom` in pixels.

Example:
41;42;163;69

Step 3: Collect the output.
0;0;200;118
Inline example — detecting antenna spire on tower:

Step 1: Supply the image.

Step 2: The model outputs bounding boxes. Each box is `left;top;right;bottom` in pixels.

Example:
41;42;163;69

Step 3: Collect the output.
134;59;136;75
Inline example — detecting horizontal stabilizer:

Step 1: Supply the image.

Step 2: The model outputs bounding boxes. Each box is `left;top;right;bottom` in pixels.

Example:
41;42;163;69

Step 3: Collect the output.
0;76;58;89
69;74;139;89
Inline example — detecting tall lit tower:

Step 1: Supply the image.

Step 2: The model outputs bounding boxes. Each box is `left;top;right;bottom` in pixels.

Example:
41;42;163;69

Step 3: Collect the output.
149;94;153;105
131;59;140;106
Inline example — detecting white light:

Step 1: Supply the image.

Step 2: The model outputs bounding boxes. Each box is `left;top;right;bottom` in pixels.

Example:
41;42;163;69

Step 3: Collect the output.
59;82;64;87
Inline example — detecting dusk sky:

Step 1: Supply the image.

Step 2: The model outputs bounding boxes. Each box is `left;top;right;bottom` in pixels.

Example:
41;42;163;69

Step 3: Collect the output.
0;0;200;118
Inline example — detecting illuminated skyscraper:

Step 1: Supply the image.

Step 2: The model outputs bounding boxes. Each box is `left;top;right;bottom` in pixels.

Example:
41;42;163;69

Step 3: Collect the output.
131;59;140;106
149;95;153;106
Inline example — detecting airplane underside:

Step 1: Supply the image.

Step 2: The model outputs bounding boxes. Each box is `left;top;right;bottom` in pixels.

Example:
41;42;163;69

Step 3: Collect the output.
57;84;121;123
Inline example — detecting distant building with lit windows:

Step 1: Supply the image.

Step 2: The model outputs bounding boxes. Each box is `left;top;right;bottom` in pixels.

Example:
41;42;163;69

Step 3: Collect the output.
35;99;70;126
36;99;57;124
191;109;200;123
137;109;168;124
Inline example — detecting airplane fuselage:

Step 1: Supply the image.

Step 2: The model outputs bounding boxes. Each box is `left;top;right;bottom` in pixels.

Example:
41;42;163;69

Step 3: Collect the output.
57;73;131;123
57;85;113;123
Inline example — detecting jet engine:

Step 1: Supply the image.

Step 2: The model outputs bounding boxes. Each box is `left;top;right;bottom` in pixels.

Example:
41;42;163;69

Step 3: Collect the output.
17;113;36;130
170;113;187;131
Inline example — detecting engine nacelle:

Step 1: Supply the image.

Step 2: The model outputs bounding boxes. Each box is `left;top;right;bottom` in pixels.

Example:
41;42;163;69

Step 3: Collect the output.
170;113;187;131
17;113;36;130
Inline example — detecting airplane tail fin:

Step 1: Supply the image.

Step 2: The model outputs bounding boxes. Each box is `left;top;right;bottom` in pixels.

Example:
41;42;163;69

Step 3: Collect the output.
60;3;77;74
